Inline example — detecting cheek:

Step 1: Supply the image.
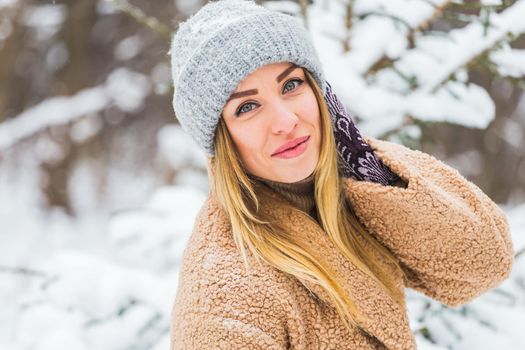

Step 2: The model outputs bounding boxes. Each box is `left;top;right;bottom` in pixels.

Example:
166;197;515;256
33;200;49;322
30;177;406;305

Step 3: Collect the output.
299;91;321;126
228;123;265;159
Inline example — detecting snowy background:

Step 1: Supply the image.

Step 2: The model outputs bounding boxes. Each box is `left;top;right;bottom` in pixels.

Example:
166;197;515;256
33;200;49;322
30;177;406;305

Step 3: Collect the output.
1;0;524;349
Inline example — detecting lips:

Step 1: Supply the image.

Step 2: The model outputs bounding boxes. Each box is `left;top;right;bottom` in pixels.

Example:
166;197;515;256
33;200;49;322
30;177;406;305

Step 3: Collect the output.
271;136;310;156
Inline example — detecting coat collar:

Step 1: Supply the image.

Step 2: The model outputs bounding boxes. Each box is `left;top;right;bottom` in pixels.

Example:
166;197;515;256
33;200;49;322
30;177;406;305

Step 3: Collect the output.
253;180;416;350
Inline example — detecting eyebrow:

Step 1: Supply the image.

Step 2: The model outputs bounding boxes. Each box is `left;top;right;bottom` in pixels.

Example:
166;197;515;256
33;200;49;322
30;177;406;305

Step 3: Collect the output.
226;63;298;103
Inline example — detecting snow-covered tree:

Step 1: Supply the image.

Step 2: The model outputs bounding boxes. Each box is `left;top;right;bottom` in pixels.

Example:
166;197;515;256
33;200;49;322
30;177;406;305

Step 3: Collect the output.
266;0;525;146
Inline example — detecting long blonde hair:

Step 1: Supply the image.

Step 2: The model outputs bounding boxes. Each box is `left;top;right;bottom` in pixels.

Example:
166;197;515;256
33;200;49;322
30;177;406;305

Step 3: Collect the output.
211;69;406;332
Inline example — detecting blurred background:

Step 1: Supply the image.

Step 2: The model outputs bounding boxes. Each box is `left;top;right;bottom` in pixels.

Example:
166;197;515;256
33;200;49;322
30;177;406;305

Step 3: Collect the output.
1;0;524;349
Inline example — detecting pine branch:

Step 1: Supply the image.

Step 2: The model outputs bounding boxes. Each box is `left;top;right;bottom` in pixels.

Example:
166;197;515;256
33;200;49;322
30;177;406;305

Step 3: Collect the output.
516;247;525;259
430;32;523;94
0;265;48;278
364;0;454;76
471;49;525;90
343;0;353;52
411;0;454;37
438;312;463;341
412;0;525;94
299;0;309;29
357;11;413;32
104;0;171;40
440;11;479;23
449;0;513;10
377;115;418;140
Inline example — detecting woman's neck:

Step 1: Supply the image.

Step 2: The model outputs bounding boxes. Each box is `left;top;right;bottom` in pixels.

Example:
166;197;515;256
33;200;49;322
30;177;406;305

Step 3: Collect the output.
248;172;318;221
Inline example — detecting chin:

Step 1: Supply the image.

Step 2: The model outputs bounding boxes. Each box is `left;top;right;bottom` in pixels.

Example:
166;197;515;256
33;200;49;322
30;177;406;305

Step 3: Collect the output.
281;163;317;183
256;152;318;183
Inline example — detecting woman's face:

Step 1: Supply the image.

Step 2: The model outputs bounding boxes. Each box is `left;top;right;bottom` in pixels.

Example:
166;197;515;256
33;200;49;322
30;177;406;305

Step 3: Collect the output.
221;62;321;183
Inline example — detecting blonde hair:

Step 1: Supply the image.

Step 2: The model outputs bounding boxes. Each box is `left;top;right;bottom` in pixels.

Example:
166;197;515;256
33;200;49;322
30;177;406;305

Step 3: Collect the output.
211;69;406;332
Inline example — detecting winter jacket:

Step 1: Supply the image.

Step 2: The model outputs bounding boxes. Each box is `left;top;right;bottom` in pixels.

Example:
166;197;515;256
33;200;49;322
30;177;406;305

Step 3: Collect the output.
169;136;514;350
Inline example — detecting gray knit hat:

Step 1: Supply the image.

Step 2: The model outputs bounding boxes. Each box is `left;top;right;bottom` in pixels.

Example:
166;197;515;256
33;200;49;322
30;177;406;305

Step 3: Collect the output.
169;0;326;157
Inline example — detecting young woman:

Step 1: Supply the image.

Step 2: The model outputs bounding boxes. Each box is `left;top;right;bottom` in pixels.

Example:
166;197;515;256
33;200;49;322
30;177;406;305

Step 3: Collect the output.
168;1;514;349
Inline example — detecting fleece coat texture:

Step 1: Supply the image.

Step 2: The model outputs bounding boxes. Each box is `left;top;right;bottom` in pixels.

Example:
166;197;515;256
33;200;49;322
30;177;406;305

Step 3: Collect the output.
169;136;514;350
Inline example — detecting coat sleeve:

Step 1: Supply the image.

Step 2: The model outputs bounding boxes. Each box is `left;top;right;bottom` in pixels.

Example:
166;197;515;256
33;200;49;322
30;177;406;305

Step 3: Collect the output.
343;136;514;307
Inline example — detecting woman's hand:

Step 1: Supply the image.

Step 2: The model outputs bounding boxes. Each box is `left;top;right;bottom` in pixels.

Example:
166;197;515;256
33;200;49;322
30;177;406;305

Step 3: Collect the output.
323;81;402;187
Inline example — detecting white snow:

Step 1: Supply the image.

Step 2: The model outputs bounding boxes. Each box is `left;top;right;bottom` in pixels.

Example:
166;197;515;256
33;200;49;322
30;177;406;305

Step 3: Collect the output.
262;0;301;15
0;17;14;42
0;87;109;150
69;114;104;144
416;1;525;93
0;68;151;151
46;41;69;72
174;0;204;17
490;45;525;78
156;124;207;171
105;68;152;112
0;182;205;349
0;0;17;8
482;0;503;5
21;4;66;28
114;35;143;61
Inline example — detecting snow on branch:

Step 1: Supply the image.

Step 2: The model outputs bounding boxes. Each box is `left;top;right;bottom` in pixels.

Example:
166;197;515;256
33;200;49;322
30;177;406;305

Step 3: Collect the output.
0;87;109;151
308;0;452;75
417;0;525;93
0;265;48;278
489;44;525;78
103;0;171;39
307;0;525;138
0;68;151;151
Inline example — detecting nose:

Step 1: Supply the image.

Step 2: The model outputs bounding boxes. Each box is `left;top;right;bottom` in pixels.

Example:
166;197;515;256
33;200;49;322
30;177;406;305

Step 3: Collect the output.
269;100;298;135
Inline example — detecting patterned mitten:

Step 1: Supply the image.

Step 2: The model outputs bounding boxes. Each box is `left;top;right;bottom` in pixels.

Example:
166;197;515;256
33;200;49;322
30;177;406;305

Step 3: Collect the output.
323;81;402;186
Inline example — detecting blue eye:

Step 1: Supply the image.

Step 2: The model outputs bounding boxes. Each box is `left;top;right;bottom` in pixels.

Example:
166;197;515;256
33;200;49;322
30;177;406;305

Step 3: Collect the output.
235;102;258;116
283;78;304;93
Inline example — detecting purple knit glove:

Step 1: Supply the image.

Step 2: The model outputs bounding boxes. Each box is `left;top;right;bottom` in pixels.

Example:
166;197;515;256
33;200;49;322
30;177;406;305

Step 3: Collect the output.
323;81;401;186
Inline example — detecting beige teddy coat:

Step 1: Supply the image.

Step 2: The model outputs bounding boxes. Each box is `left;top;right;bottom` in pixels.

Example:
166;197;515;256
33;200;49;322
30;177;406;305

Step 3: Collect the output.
169;136;514;349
